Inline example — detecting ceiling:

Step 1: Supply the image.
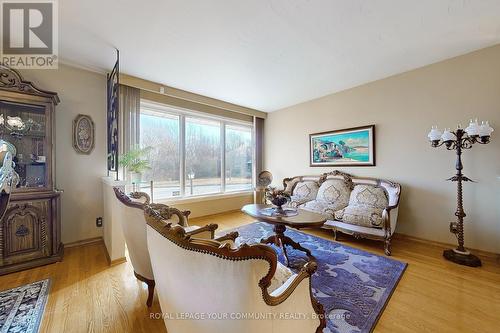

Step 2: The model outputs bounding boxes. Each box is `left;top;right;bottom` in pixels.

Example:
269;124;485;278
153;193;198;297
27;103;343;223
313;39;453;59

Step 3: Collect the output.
60;0;500;112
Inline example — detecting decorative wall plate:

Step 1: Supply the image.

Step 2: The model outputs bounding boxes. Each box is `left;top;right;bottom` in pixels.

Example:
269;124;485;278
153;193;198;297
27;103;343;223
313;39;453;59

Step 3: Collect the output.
73;114;95;154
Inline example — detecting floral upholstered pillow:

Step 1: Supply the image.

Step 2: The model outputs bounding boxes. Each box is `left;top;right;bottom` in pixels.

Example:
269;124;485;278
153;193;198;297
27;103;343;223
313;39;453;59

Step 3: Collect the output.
316;179;351;208
301;200;337;220
301;179;351;219
289;181;319;207
348;185;388;209
335;185;389;228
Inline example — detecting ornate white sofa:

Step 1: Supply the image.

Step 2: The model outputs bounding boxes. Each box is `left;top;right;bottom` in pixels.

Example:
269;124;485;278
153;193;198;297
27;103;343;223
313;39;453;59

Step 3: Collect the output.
113;187;223;306
144;204;326;333
283;170;401;255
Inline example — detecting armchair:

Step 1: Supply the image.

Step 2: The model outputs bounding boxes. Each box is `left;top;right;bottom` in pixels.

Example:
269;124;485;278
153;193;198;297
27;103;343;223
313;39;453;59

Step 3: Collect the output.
144;205;326;333
113;187;234;307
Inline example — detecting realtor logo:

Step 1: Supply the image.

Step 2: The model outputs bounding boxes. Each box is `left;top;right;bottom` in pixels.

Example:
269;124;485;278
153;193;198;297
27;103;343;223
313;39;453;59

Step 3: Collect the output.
1;0;58;68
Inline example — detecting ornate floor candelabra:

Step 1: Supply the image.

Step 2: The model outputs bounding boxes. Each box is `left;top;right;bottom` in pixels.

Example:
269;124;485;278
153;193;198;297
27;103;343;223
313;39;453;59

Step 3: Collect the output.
427;120;493;267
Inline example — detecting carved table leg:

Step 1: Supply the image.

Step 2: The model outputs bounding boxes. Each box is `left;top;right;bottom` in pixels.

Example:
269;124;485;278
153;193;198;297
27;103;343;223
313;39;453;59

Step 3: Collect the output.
261;224;315;267
261;224;289;266
280;237;290;267
281;234;314;259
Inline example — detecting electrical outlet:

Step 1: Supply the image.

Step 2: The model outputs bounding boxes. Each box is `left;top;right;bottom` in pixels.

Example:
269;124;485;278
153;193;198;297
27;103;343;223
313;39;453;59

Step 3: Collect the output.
96;217;103;227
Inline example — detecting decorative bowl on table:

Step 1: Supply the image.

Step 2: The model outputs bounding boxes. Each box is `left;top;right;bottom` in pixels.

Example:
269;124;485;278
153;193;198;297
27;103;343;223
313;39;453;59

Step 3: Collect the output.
264;187;297;216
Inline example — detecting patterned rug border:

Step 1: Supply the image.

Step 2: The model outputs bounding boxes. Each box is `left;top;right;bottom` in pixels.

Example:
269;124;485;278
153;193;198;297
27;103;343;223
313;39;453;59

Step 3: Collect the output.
222;221;408;333
363;259;407;332
0;278;51;333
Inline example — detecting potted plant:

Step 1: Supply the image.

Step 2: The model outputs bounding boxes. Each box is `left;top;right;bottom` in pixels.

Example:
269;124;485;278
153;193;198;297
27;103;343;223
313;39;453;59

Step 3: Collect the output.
118;146;152;183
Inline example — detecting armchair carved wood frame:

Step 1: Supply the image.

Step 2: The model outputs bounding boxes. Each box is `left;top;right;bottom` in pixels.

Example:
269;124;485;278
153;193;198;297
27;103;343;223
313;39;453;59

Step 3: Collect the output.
113;187;239;307
144;205;327;332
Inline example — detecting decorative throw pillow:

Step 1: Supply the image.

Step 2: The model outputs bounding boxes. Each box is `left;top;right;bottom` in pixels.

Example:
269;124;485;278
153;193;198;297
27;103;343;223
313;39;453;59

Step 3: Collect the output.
338;206;385;228
301;200;336;220
288;196;313;208
348;185;388;209
300;179;351;219
316;179;351;209
288;181;319;207
337;185;389;228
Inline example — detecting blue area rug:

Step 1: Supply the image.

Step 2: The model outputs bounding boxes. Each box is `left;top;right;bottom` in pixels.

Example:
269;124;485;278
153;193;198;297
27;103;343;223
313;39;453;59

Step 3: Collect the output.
232;222;407;333
0;279;50;333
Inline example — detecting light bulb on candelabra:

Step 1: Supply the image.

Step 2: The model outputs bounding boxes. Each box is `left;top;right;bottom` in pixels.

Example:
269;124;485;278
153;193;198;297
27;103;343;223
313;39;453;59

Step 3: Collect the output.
427;126;442;142
465;119;480;137
479;121;494;137
441;128;455;142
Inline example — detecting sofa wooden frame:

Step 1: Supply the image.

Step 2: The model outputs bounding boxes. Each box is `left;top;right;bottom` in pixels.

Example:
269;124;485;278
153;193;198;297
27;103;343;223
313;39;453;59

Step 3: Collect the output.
283;170;401;255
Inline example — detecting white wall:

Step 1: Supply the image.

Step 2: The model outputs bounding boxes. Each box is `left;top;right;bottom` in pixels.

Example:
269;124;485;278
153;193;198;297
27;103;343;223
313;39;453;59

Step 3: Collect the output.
265;45;500;254
102;177;126;261
20;64;107;244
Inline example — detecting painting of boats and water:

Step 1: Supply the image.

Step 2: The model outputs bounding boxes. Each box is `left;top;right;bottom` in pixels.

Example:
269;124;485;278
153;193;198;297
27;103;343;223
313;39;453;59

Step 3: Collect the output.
310;125;375;166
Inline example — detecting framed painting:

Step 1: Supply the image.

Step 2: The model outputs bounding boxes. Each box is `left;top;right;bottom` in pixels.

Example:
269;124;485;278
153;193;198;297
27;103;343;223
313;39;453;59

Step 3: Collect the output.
309;125;375;167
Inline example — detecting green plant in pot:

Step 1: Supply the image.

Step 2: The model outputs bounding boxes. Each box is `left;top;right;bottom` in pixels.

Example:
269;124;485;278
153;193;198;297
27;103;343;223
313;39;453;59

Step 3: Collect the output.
118;146;152;183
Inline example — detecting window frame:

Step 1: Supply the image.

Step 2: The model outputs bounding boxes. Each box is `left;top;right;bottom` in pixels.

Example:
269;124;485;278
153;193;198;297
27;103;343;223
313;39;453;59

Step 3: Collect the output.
138;100;255;200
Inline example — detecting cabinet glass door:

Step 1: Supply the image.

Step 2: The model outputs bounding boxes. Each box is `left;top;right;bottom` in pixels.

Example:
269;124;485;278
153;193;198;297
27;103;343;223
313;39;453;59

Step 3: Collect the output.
0;101;48;190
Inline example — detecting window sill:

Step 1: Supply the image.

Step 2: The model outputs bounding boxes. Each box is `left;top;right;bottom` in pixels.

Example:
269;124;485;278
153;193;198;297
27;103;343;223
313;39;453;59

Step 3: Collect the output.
156;190;254;205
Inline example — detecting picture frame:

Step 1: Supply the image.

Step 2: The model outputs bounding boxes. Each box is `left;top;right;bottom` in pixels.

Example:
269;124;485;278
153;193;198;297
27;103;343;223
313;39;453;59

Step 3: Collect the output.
73;114;95;155
309;125;375;167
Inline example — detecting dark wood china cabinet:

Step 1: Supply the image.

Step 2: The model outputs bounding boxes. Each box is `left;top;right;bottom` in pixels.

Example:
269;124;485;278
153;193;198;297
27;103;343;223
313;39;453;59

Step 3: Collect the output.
0;64;63;275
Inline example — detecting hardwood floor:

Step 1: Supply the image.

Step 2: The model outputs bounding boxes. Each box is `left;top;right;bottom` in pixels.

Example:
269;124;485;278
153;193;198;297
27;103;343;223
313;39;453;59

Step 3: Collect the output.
1;211;499;332
0;243;168;332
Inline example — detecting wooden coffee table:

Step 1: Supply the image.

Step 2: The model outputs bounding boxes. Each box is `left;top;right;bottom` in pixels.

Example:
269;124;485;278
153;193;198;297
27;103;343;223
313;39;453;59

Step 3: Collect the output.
241;204;326;266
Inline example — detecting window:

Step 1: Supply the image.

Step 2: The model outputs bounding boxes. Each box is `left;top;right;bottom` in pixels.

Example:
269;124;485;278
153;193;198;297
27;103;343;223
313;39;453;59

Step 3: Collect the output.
137;102;254;200
185;117;221;196
225;124;252;192
139;109;180;197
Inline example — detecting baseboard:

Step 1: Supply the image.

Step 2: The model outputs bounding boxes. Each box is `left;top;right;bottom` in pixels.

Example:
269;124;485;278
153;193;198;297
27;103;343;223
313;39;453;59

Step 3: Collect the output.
102;241;127;266
109;257;127;266
64;237;103;248
394;233;499;258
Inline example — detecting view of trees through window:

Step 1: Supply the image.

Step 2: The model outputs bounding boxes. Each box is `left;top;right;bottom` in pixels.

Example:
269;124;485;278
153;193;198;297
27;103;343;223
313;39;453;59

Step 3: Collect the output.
140;110;180;197
226;125;252;191
185;117;221;195
138;104;253;199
